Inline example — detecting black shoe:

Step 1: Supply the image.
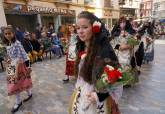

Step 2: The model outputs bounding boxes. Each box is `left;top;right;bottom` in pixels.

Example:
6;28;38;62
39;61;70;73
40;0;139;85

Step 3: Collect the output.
137;70;141;75
63;78;69;83
23;94;32;102
57;55;62;59
37;58;42;62
11;102;22;113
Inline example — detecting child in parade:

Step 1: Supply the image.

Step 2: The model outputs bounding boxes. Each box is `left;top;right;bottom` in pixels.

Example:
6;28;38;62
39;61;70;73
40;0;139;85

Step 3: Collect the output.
63;24;77;82
3;26;32;113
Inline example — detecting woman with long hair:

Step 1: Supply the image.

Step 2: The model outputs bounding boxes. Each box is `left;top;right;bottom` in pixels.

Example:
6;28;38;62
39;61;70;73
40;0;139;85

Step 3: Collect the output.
69;11;122;114
3;26;32;113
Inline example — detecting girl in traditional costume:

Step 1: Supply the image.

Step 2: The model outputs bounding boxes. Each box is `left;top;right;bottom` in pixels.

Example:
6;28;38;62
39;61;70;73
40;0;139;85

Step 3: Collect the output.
3;26;32;113
69;11;123;114
63;25;77;82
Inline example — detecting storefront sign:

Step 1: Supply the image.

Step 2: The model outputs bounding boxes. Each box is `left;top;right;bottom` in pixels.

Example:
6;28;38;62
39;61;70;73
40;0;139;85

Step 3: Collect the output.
4;3;75;15
27;5;75;15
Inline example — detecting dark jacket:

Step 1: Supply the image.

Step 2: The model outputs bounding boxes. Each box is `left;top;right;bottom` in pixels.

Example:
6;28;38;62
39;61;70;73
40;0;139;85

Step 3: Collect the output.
22;39;33;53
30;40;41;52
92;41;119;102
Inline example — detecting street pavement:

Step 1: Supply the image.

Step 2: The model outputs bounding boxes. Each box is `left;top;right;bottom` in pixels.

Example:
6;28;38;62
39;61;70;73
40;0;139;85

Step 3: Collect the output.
0;40;165;114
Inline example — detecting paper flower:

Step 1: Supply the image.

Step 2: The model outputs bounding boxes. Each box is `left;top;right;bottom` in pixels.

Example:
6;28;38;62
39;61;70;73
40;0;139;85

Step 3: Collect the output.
96;65;122;90
92;21;101;33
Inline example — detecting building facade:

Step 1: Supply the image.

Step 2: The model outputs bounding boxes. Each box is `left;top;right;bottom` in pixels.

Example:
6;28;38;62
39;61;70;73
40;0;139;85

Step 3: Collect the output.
83;0;120;29
1;0;120;31
0;0;7;32
152;0;165;21
120;0;141;19
3;0;76;32
140;0;153;20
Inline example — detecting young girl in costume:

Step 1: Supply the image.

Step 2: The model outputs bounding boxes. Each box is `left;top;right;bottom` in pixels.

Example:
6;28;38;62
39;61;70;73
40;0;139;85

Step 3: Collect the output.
63;24;77;82
3;26;32;113
69;11;123;114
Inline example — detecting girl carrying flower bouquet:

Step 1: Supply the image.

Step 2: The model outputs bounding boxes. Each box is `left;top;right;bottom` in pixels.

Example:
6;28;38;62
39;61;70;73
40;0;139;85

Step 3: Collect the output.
69;11;123;114
111;17;140;86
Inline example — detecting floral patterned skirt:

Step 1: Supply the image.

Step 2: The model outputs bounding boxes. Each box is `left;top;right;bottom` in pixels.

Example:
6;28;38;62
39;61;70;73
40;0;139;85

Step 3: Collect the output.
68;88;120;114
6;62;32;96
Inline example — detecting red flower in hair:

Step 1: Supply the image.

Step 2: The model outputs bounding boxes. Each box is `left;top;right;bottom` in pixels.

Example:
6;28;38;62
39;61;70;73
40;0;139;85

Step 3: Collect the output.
92;21;101;33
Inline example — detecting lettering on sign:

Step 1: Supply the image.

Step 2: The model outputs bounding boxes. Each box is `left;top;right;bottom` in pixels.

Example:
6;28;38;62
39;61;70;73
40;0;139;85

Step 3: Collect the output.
27;5;75;15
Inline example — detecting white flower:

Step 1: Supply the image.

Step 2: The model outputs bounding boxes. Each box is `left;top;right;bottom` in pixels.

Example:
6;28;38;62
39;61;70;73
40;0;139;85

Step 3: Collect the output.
118;68;122;72
119;76;122;79
103;76;108;83
106;65;114;70
93;21;101;27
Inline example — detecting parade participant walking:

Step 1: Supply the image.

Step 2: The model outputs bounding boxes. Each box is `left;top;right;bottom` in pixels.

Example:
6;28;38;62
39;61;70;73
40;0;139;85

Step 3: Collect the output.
138;21;154;63
3;26;32;113
69;11;122;114
63;24;77;83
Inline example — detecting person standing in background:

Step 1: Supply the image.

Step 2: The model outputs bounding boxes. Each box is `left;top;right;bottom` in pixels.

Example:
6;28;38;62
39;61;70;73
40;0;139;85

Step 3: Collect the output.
63;24;77;83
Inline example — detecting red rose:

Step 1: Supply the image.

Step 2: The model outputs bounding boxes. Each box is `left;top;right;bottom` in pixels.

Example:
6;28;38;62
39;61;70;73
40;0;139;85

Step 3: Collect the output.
104;67;110;74
92;25;100;33
107;69;122;84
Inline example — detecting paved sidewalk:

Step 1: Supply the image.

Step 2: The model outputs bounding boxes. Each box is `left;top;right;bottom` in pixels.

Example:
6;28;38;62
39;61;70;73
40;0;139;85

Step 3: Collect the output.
0;40;165;114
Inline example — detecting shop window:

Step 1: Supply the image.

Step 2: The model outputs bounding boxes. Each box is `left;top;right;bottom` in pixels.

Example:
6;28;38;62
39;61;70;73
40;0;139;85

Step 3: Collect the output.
119;0;125;5
104;0;112;8
41;16;54;28
108;19;112;29
61;16;75;25
84;0;94;5
129;0;133;6
112;19;118;27
100;18;106;24
58;0;72;1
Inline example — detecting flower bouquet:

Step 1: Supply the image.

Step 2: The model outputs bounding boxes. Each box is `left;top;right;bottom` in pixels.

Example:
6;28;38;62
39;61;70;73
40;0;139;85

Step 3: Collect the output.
96;65;122;91
118;67;135;86
96;65;135;90
127;36;139;46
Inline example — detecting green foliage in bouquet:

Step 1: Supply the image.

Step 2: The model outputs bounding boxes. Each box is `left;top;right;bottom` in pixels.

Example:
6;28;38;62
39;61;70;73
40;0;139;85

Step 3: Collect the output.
95;68;136;91
117;68;134;86
0;39;6;58
95;73;109;91
95;65;122;91
127;37;139;46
